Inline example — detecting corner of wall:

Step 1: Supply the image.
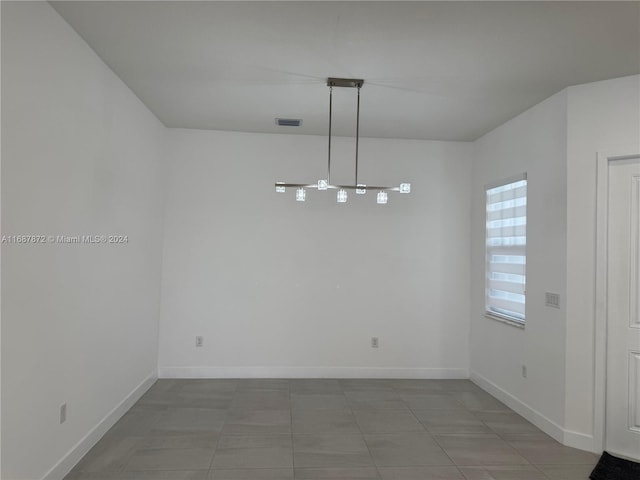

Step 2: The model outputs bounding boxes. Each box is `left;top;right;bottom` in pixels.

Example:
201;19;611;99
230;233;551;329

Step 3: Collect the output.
563;74;640;450
42;373;157;480
470;87;570;446
470;372;566;443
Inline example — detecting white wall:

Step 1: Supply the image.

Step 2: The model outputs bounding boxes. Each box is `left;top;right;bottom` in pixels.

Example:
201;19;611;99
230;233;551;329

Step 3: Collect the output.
1;2;4;475
565;75;640;446
1;3;165;479
470;75;640;452
470;90;569;438
3;5;635;478
158;129;472;378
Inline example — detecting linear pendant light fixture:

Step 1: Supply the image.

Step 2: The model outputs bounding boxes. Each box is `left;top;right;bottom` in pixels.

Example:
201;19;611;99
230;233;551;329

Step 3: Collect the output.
275;77;411;204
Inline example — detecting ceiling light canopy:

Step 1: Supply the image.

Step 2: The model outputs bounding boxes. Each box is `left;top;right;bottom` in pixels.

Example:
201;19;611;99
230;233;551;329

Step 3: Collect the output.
275;78;411;205
275;118;302;127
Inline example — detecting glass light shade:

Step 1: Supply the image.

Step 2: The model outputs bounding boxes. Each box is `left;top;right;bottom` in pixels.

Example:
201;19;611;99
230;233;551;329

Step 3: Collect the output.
356;184;367;194
337;189;348;203
296;188;306;202
377;191;388;204
275;183;286;193
317;179;328;191
399;183;411;193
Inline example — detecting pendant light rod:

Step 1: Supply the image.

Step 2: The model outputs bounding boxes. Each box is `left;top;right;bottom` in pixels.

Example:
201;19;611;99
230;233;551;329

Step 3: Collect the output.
355;85;361;186
275;182;405;192
328;86;333;185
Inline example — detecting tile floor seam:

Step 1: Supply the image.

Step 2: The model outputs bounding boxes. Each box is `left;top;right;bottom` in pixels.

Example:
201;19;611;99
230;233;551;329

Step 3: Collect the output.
401;399;466;470
289;383;296;472
431;432;535;469
206;393;230;476
420;428;460;470
347;387;382;479
530;462;554;480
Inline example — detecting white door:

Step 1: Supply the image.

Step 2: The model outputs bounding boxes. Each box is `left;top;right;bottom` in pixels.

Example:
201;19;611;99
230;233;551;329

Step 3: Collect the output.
606;156;640;461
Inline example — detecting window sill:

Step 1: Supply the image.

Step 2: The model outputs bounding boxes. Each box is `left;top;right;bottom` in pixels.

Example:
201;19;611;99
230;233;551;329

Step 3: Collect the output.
484;312;525;329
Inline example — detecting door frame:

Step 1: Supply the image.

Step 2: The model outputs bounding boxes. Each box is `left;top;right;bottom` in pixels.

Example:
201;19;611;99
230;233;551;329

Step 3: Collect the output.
594;148;640;453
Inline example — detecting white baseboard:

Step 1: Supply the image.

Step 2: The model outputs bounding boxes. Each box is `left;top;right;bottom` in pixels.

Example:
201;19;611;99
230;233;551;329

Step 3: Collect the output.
563;429;598;453
470;372;565;442
470;372;597;453
42;372;157;480
159;366;469;379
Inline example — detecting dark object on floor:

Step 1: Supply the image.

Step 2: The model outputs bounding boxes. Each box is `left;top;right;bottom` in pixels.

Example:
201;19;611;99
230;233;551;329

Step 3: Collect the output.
590;451;640;480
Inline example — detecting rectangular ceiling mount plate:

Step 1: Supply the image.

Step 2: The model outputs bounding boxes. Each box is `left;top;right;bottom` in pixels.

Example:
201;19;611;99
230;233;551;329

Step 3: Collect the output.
327;78;364;88
276;118;302;127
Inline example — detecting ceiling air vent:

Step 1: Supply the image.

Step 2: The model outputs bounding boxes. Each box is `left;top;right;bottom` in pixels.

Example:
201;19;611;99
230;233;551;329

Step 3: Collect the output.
275;118;302;127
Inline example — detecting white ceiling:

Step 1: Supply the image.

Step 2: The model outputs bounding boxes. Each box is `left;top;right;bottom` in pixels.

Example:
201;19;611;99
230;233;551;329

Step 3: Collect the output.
51;1;639;141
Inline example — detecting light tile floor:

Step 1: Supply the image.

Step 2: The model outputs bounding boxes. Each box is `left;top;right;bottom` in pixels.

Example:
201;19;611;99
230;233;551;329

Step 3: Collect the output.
64;379;599;480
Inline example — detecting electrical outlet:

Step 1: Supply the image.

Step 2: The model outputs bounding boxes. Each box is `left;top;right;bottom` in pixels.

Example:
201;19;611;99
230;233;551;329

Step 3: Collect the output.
371;337;379;348
522;365;527;378
195;336;204;347
60;403;67;424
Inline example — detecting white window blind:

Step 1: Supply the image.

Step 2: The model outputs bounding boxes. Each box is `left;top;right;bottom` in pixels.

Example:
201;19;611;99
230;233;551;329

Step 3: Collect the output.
485;176;527;323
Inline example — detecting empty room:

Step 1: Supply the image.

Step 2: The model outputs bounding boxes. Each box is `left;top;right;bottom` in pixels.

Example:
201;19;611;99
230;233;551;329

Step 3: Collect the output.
2;1;640;479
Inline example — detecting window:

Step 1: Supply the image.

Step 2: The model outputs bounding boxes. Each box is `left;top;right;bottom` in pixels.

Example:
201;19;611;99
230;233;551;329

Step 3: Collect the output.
485;175;527;324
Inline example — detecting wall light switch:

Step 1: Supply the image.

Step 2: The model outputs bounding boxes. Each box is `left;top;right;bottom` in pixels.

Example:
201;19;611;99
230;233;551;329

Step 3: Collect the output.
545;292;560;308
